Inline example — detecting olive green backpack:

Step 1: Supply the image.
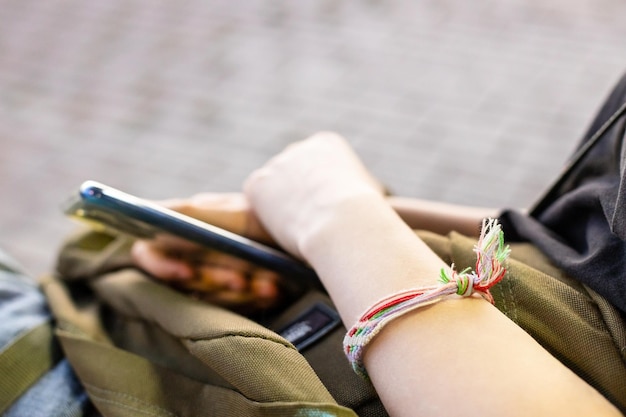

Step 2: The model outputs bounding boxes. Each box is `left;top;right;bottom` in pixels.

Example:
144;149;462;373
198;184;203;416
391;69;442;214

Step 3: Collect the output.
43;230;385;417
41;228;626;416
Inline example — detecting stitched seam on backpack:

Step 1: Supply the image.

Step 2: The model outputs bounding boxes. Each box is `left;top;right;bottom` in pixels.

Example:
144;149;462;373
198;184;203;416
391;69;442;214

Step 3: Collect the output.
85;383;179;417
504;271;518;324
114;314;297;351
581;285;626;365
89;397;175;417
187;333;295;350
494;272;518;324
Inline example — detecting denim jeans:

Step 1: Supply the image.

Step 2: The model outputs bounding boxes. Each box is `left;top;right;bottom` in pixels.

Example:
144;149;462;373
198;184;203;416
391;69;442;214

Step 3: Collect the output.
0;251;96;417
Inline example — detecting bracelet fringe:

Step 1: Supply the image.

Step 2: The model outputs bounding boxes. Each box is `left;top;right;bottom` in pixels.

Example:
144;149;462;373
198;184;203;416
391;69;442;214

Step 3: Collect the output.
343;218;510;378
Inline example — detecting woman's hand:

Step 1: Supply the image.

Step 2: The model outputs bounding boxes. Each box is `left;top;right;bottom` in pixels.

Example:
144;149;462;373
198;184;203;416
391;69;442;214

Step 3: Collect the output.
130;193;284;313
244;132;385;259
131;132;384;312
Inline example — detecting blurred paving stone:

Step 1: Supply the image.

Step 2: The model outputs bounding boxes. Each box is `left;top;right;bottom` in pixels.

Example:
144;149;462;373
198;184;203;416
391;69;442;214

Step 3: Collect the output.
0;0;625;274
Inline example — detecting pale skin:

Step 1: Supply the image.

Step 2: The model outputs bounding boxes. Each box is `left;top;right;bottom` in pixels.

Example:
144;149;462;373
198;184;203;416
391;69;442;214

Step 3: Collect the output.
132;132;622;416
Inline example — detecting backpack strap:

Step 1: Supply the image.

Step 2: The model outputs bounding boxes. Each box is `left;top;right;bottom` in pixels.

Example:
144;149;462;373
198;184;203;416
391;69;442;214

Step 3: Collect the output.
0;321;61;414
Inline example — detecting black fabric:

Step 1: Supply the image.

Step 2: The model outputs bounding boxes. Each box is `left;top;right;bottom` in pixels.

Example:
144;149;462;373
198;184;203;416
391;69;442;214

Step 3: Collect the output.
499;72;626;314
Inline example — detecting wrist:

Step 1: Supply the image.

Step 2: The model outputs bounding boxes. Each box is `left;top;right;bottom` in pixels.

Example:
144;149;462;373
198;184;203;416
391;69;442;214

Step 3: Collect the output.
297;191;389;262
298;192;448;320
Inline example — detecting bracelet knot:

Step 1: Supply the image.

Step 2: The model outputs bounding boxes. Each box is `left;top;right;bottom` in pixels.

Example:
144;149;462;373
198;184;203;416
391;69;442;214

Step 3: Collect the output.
453;271;474;297
343;218;510;379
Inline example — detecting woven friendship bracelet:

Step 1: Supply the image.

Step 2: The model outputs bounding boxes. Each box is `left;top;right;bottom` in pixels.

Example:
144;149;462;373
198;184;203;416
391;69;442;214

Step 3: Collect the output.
343;218;511;378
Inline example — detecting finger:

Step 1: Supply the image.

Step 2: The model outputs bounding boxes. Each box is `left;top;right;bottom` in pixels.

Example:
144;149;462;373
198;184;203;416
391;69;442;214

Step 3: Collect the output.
155;193;275;244
187;267;256;307
202;251;252;272
194;265;249;292
250;269;280;301
185;264;281;309
186;193;275;243
131;240;194;281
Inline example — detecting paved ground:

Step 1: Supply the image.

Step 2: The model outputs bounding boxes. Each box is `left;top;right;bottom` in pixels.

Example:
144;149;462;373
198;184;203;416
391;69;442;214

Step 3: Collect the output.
1;0;626;275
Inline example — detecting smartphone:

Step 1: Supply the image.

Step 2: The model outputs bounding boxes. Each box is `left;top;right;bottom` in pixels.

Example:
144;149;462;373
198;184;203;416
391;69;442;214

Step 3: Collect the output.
63;181;321;288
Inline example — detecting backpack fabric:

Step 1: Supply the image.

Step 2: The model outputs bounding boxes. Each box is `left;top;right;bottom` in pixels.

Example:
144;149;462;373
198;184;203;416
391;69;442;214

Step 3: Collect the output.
3;223;625;415
38;227;626;416
0;250;96;417
43;230;383;417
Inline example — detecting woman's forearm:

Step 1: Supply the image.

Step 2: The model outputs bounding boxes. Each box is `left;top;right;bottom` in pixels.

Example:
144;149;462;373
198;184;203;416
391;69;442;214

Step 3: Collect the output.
387;195;501;237
301;194;621;417
300;193;450;323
